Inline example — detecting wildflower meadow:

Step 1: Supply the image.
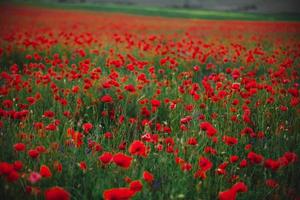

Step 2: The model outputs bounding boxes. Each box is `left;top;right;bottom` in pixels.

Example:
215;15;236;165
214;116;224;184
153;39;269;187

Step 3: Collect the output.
0;4;299;200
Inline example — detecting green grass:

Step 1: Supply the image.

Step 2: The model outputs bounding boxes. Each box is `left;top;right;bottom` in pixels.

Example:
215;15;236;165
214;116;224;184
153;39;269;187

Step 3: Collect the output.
8;0;300;21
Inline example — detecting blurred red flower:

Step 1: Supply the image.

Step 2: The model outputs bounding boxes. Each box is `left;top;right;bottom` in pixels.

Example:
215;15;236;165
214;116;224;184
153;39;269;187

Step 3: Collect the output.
247;152;264;164
28;149;39;159
99;152;113;165
40;164;52;178
128;140;147;157
82;122;93;133
101;95;113;103
129;180;143;192
45;186;70;200
219;182;247;200
198;156;213;171
0;162;13;175
200;121;217;137
13;143;26;152
103;187;135;200
143;170;154;184
113;153;132;169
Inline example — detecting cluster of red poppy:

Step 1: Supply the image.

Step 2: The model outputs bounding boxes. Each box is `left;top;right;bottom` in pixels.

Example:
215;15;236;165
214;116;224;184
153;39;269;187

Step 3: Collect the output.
0;4;299;200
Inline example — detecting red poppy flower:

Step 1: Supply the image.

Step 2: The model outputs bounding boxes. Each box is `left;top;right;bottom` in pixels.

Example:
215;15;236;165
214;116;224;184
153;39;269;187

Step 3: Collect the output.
143;170;154;184
187;137;198;145
239;159;247;168
247;151;264;164
0;162;13;175
219;188;237;200
222;135;238;146
13;160;23;171
219;182;247;200
113;153;132;169
232;182;248;193
79;161;87;172
118;141;127;150
13;143;26;152
101;95;113;103
72;85;80;93
46;123;57;131
198;156;213;171
103;187;135;200
229;155;239;163
104;132;113;139
28;149;39;159
129;180;143;192
200;121;217;137
99;152;113;165
181;162;192;171
194;169;207;179
128;140;147;157
283;152;298;163
151;99;160;107
216;162;229;175
45;186;70;200
40;164;52;178
36;145;46;153
43;110;55;118
82;122;93;133
6;170;19;182
34;122;44;130
204;146;217;155
124;84;136;93
264;159;280;171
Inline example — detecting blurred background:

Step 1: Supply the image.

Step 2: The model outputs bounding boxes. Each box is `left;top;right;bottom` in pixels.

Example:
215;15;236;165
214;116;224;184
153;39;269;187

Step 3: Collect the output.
30;0;300;14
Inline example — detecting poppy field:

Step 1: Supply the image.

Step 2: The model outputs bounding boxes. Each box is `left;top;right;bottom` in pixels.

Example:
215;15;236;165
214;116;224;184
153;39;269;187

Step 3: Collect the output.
0;4;300;200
